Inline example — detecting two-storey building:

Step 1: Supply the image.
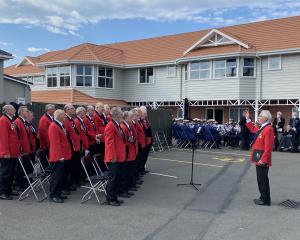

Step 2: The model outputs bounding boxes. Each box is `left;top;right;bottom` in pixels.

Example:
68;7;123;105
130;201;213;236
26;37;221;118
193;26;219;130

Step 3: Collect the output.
5;15;300;122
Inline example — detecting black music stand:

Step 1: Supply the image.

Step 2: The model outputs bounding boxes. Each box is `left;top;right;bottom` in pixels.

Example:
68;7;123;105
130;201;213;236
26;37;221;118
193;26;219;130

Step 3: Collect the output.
177;141;202;191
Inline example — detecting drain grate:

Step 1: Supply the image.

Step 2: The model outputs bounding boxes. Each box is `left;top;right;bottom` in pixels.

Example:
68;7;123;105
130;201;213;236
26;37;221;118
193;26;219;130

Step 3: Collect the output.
279;200;300;209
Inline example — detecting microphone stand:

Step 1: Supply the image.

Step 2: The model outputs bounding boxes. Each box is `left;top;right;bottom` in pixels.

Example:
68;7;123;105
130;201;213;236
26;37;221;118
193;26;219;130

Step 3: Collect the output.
177;141;202;191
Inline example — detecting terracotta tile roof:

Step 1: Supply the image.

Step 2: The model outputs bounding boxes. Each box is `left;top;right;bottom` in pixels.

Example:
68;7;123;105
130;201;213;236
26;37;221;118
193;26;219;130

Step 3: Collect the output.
4;64;44;76
31;89;128;106
5;15;300;74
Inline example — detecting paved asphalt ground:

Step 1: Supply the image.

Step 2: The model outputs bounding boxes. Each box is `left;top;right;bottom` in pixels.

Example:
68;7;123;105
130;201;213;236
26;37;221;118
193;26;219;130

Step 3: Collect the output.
1;148;300;240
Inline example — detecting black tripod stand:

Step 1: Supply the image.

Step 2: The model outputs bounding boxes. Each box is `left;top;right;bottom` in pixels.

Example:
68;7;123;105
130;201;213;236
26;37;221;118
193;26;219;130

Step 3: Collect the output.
177;141;202;191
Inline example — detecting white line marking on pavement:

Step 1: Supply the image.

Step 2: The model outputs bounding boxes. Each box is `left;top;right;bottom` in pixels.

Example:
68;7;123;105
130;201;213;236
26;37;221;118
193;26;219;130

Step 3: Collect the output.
149;172;178;179
172;148;250;157
149;157;223;168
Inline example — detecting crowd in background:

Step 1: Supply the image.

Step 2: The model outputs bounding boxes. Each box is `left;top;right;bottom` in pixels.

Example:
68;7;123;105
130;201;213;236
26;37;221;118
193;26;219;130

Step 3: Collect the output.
172;110;300;152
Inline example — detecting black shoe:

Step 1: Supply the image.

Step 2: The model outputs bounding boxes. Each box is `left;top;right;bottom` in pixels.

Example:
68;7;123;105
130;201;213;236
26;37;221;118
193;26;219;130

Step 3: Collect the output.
59;195;68;200
49;196;64;203
143;170;150;174
68;186;77;191
0;194;13;200
127;192;134;196
103;200;120;206
253;199;270;206
129;187;138;191
9;190;19;196
116;199;124;204
118;193;131;198
62;190;71;195
136;180;144;185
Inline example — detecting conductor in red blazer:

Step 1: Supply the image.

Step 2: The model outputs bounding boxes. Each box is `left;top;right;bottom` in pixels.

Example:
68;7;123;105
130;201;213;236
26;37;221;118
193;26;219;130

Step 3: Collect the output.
245;110;274;206
0;105;21;200
48;109;72;203
104;107;126;206
38;104;55;167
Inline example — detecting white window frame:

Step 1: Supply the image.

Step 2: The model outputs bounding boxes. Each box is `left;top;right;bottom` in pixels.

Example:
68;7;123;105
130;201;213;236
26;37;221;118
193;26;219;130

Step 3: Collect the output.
75;65;94;87
268;56;282;71
214;58;238;79
242;58;256;78
46;67;58;88
138;67;155;85
188;61;211;80
97;66;114;89
59;65;71;87
167;65;177;78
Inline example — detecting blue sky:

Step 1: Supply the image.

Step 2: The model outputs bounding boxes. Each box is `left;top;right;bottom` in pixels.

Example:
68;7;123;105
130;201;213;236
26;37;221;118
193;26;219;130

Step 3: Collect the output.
1;0;300;66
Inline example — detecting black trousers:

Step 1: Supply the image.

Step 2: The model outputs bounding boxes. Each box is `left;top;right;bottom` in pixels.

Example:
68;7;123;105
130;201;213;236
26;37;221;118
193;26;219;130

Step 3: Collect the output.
0;158;16;195
62;159;72;190
256;165;271;204
40;149;50;169
49;161;65;197
292;135;299;152
70;151;83;185
105;162;121;201
127;161;137;188
140;144;151;171
241;132;250;150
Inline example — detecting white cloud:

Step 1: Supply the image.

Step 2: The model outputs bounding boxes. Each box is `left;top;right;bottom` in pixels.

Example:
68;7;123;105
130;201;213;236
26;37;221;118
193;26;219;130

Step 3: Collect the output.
0;0;298;37
0;41;8;46
27;47;50;52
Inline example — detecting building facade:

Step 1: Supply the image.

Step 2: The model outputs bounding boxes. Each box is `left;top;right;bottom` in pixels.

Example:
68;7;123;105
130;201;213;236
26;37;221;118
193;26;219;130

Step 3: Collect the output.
5;16;300;122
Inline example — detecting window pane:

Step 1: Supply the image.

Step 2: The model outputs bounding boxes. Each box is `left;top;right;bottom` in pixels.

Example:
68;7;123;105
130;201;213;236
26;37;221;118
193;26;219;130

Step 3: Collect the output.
85;76;92;86
243;67;254;77
190;63;199;71
60;66;70;75
184;65;188;80
190;71;199;80
85;66;92;75
106;78;113;88
147;68;154;83
98;77;105;87
60;76;70;87
76;76;83;86
229;109;239;123
98;67;106;77
147;74;153;83
206;109;214;119
199;61;210;70
106;68;113;78
77;65;83;75
244;58;254;67
226;67;236;77
215;69;225;78
47;67;57;76
200;70;210;79
226;59;236;68
140;69;146;83
168;66;176;77
32;76;45;85
215;60;225;68
269;57;281;69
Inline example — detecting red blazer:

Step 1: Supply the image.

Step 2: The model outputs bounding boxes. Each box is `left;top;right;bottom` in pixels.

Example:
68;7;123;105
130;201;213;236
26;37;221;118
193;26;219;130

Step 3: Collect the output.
121;122;137;161
64;116;81;152
136;120;146;148
246;122;274;167
28;124;37;153
84;115;97;145
93;112;106;142
104;121;126;163
38;114;52;150
0;115;21;158
74;117;89;151
14;117;31;155
48;121;72;162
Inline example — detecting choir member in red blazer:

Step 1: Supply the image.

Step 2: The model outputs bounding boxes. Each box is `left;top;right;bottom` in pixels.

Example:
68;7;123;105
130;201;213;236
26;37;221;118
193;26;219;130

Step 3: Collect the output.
120;111;138;192
74;107;89;152
84;105;100;154
38;104;55;168
14;106;31;190
245;110;274;206
140;106;152;174
64;104;81;190
104;107;126;206
104;104;111;122
0;105;20;200
48;109;72;203
93;102;106;143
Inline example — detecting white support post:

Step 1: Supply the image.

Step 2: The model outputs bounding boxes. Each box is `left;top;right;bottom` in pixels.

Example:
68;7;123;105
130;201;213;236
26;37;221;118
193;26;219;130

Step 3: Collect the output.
254;99;259;123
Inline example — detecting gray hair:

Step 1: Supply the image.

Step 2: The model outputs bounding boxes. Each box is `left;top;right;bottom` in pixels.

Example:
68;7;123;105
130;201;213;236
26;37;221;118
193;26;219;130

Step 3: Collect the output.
54;109;65;120
45;104;55;112
104;104;110;110
18;106;28;116
123;111;132;120
76;106;86;115
86;105;94;111
140;106;147;113
2;104;14;114
259;110;272;122
64;103;74;111
110;107;122;118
